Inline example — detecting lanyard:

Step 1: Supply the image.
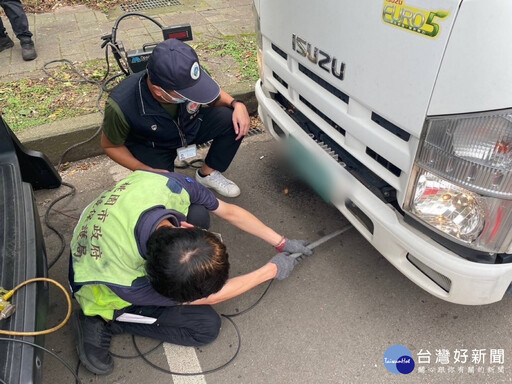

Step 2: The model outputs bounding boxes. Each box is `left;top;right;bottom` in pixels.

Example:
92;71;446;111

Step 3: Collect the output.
174;113;187;147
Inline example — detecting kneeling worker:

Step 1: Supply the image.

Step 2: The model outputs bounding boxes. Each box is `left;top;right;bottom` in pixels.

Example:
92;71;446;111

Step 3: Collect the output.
101;39;250;198
69;170;312;375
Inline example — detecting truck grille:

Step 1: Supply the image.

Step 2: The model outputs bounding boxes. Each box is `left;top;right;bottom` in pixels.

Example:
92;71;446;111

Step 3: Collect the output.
366;147;401;177
297;64;409;143
299;96;345;136
371;113;410;142
273;72;288;88
266;46;409;203
298;64;349;104
272;44;288;60
274;92;398;207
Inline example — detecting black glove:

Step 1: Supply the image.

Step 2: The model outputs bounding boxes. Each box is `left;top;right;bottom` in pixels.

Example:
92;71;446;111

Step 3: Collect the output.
276;238;313;257
270;252;300;280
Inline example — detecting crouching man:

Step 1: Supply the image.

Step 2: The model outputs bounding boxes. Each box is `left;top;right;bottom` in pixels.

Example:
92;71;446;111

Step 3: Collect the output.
69;170;312;375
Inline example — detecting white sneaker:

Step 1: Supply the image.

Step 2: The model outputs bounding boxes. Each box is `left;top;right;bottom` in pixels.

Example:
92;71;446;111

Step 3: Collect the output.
195;170;241;197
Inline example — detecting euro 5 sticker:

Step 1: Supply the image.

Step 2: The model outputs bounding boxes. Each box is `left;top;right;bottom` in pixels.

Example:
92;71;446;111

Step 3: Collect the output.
382;0;449;38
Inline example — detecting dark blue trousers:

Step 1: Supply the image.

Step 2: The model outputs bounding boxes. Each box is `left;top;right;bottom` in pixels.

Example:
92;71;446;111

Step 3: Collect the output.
0;0;32;40
126;106;243;173
112;304;221;346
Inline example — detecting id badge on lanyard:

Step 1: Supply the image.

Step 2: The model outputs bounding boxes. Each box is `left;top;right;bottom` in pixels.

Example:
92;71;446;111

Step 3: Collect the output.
174;116;197;161
177;144;198;161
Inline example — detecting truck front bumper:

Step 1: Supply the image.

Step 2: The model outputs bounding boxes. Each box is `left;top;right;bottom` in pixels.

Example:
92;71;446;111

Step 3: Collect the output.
256;80;512;306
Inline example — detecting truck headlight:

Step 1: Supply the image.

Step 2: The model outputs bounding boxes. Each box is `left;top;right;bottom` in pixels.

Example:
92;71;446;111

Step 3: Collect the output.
404;109;512;254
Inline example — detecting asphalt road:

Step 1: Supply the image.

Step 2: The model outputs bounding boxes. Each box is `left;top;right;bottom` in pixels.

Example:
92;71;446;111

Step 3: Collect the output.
35;129;512;384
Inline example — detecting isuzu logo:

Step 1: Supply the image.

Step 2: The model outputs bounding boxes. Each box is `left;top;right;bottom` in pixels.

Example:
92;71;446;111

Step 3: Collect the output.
292;34;345;81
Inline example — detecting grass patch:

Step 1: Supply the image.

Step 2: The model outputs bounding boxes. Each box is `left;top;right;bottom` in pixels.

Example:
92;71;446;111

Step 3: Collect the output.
1;59;111;132
199;34;258;81
1;36;258;133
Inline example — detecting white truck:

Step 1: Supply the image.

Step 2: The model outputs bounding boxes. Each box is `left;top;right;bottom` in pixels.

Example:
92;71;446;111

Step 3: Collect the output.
253;0;512;305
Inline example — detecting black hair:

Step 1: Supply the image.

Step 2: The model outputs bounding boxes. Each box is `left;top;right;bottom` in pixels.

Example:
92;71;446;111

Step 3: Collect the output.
145;227;229;303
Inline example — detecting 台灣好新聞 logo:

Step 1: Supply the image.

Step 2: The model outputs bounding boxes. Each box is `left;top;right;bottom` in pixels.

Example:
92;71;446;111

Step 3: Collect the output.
383;345;415;374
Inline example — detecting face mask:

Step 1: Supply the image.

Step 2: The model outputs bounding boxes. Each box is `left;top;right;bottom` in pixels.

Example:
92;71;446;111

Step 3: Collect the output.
160;87;186;104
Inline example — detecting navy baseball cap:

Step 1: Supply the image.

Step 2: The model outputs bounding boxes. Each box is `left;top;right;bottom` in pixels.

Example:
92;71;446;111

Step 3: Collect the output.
147;39;220;104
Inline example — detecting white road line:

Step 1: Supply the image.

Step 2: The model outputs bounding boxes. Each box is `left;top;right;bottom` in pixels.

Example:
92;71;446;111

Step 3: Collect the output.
163;343;207;384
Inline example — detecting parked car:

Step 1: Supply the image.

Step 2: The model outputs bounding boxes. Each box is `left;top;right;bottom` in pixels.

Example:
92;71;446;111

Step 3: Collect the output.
0;115;60;383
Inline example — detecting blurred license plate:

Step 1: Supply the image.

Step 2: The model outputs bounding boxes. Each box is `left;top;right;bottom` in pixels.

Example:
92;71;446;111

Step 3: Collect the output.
285;135;332;202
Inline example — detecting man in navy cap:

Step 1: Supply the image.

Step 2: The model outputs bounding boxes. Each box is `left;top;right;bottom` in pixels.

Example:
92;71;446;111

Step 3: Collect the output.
101;39;250;197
